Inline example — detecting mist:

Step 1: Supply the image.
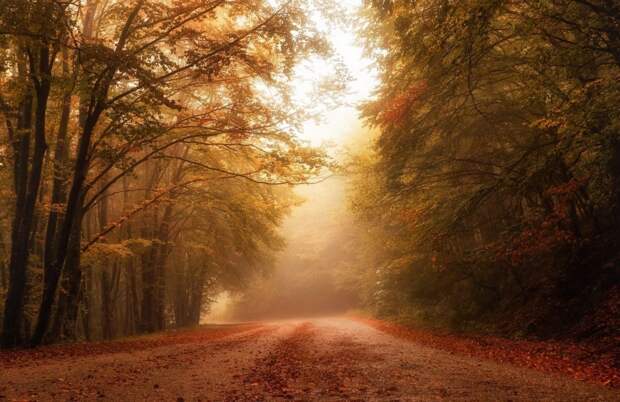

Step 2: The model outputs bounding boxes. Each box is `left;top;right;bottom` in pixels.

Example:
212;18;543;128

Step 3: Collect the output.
217;177;359;321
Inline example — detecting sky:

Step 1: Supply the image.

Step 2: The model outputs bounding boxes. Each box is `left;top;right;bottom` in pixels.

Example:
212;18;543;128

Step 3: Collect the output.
293;0;378;147
233;0;379;317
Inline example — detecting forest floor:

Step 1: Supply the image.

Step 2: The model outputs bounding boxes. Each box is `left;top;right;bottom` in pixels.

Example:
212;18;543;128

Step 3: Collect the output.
0;317;618;401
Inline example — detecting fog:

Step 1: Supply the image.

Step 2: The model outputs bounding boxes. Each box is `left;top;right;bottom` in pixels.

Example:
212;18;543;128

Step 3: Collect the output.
209;177;360;321
206;5;378;320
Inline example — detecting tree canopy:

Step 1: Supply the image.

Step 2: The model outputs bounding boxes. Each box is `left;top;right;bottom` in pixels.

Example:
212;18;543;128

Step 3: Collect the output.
348;0;620;336
0;0;342;347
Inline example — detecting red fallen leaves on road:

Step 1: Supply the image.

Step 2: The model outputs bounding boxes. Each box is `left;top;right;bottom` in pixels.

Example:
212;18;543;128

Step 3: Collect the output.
358;317;620;388
0;323;261;369
229;322;384;401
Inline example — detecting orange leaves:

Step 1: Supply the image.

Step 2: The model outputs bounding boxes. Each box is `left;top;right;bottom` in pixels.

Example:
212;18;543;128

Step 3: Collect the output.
380;81;427;126
360;317;620;388
397;206;425;226
546;177;588;198
496;178;587;267
500;220;575;267
0;324;262;370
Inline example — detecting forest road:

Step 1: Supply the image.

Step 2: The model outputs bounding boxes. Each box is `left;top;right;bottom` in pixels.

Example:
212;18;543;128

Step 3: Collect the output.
0;317;617;401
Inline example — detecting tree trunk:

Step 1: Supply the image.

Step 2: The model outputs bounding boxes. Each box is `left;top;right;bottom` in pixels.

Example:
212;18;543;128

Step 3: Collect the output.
140;163;162;333
44;47;76;343
2;93;32;348
154;204;174;330
100;264;114;340
189;266;207;326
50;205;83;341
30;0;142;345
2;45;54;347
140;228;158;333
128;258;140;334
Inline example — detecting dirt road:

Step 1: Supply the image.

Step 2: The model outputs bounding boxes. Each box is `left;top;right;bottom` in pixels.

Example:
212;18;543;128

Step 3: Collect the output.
0;318;617;401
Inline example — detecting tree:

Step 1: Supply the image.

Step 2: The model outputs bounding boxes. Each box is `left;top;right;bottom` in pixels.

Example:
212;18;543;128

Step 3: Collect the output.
0;0;341;348
351;0;620;335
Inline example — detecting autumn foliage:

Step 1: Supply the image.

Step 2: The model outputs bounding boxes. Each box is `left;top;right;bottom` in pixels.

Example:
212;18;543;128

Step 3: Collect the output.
0;0;337;348
347;0;620;347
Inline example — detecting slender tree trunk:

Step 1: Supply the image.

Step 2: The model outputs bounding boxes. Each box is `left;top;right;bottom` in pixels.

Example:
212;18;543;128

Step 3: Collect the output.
63;245;83;340
82;265;93;341
129;258;140;334
30;0;143;346
2;41;54;347
609;139;620;225
100;264;114;340
189;266;207;326
96;179;114;340
50;204;83;341
0;258;6;292
121;176;139;335
0;223;10;291
140;225;158;332
154;205;174;330
45;47;76;343
173;249;188;327
2;93;33;348
43;46;72;282
140;163;162;333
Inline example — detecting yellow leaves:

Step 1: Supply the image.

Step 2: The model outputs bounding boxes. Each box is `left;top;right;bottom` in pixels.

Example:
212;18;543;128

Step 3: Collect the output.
385;255;418;272
185;242;215;257
530;117;562;130
82;243;134;267
122;238;153;254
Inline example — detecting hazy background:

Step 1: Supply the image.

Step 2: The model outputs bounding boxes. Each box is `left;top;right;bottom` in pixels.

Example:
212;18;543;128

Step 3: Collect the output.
205;0;376;322
217;177;357;320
